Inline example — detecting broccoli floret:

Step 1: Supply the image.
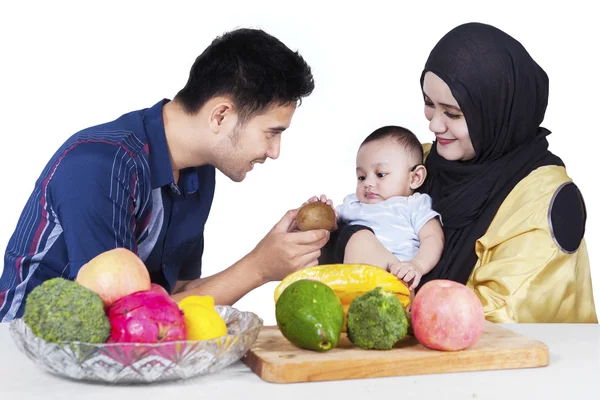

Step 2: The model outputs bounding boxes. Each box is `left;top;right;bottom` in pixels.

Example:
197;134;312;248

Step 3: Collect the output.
23;278;111;343
346;286;408;350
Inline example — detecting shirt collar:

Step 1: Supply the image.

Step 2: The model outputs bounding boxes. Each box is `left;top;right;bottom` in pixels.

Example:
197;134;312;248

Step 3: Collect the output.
143;99;200;194
143;99;176;190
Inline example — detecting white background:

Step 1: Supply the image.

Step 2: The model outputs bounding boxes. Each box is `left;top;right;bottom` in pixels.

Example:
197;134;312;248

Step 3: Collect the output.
0;0;597;325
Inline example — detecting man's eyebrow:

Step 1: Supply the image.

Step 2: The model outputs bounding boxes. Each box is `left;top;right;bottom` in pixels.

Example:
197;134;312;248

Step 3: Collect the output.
269;126;287;133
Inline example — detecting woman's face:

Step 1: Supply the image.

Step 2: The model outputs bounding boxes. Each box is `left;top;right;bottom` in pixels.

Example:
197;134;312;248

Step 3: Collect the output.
422;72;476;161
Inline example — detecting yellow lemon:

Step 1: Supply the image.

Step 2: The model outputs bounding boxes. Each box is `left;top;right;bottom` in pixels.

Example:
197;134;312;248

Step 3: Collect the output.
178;296;228;341
179;295;215;309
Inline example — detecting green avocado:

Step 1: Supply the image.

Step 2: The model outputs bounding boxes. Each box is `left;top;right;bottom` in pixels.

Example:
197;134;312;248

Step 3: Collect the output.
275;279;344;352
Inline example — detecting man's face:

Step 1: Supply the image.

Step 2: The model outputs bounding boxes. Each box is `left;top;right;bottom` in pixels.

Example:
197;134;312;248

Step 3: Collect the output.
214;103;296;182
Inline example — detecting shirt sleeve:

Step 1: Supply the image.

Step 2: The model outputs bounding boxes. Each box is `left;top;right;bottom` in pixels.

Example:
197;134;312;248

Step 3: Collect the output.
335;194;355;223
47;141;141;278
335;203;345;222
467;169;597;323
409;193;441;234
469;231;598;323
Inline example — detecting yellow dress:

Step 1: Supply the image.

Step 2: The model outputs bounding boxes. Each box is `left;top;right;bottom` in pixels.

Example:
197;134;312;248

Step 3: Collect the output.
423;143;598;323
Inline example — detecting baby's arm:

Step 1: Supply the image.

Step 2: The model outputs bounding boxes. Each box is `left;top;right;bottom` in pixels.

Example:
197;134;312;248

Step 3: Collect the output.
389;217;444;289
412;217;444;275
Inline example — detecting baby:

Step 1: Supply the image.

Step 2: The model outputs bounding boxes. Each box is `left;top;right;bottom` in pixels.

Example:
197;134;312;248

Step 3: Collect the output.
315;126;444;290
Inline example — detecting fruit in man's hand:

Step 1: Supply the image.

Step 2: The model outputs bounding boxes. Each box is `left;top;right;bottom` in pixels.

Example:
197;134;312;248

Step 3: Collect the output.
296;201;336;231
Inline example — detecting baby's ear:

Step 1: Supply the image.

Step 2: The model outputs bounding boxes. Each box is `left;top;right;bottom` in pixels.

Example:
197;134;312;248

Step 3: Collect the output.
410;164;427;189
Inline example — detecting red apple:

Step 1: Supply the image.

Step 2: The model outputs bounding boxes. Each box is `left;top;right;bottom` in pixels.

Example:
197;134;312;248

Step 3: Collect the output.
411;279;485;351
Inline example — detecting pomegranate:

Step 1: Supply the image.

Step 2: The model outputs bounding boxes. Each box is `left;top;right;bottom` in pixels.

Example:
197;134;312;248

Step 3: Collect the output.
107;290;186;343
411;279;485;351
76;248;151;307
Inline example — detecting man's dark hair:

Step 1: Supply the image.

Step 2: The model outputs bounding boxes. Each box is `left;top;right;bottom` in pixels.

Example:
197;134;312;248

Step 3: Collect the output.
361;125;423;163
174;28;315;123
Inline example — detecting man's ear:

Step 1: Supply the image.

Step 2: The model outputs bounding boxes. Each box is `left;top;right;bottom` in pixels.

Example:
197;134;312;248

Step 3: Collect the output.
208;99;235;134
410;165;427;190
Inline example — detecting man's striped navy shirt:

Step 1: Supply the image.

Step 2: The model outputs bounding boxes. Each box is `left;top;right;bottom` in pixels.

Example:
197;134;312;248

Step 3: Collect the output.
0;99;215;321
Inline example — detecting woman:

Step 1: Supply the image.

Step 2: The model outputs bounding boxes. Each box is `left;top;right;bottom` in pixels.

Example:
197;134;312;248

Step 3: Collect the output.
324;22;597;323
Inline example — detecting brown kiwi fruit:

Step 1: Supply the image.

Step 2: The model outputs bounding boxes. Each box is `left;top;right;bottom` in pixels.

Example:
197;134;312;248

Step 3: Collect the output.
296;202;336;231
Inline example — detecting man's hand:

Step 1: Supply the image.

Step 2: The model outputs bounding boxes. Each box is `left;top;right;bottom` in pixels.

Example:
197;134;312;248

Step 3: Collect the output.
171;207;331;306
250;208;330;283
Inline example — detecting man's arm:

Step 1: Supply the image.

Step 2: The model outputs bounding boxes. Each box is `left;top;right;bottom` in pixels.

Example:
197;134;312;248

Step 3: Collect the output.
171;253;264;305
49;141;142;277
171;209;330;305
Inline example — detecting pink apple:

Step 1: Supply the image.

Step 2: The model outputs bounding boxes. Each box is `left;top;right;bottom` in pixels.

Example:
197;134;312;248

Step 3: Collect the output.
411;279;485;351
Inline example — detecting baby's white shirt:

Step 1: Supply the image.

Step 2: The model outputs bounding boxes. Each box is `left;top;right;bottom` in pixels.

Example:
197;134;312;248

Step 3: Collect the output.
335;193;441;261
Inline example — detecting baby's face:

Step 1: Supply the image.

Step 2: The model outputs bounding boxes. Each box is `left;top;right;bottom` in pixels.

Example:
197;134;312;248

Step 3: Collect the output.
355;139;416;204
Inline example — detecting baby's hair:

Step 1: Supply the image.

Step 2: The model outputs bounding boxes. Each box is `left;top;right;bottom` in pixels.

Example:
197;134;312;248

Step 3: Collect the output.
361;125;423;164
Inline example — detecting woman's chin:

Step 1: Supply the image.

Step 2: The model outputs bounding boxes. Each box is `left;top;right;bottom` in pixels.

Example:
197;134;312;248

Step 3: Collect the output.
436;145;464;161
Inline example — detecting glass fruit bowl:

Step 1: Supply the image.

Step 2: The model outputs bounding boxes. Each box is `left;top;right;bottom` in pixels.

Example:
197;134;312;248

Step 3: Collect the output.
9;305;263;384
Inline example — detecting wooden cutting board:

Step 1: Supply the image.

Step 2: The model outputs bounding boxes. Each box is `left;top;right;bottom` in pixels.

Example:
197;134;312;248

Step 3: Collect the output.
242;321;549;383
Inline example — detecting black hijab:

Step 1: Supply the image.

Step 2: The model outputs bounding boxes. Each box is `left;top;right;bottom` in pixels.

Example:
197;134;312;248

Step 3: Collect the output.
417;22;564;289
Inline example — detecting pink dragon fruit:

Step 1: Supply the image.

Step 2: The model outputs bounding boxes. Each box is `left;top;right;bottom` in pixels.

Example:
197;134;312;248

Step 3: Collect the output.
107;290;186;343
149;283;170;296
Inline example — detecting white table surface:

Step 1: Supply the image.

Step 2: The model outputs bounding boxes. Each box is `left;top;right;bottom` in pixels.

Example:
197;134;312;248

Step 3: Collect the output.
1;322;598;399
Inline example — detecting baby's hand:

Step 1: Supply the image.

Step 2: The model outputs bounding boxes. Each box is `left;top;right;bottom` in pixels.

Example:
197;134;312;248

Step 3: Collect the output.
388;260;424;290
304;194;333;207
303;194;339;219
288;194;338;232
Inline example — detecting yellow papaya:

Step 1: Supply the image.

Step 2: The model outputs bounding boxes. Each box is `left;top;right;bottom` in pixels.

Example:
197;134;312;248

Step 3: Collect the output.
274;264;411;331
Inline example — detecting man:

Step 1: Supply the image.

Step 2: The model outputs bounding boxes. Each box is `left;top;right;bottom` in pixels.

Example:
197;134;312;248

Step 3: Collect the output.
0;28;328;322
